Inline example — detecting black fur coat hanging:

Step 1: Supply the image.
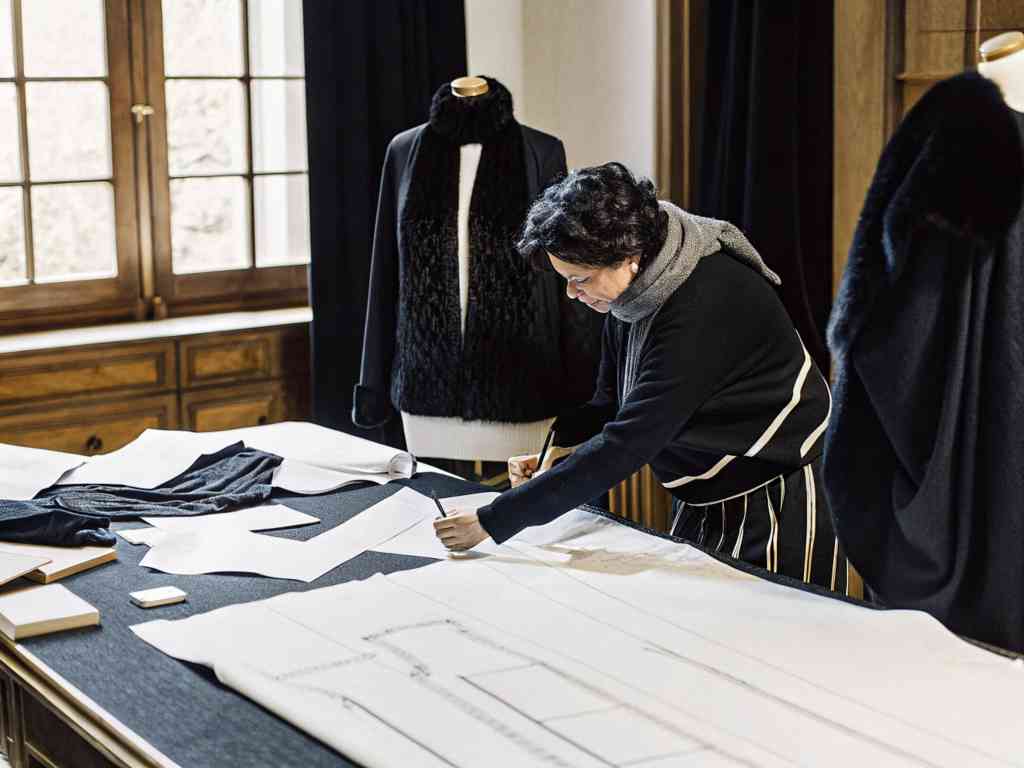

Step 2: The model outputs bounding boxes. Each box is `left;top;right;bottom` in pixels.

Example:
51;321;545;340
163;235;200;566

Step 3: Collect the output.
354;78;603;428
824;72;1024;651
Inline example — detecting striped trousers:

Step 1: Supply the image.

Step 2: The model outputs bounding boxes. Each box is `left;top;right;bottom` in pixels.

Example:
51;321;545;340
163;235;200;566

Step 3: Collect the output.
669;457;849;594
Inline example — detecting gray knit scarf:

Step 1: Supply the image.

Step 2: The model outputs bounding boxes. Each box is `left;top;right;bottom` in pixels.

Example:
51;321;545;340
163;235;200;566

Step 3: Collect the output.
611;202;780;398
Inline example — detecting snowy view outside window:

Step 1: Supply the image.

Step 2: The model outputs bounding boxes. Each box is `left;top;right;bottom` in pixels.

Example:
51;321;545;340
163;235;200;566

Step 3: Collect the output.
0;0;309;290
164;0;309;274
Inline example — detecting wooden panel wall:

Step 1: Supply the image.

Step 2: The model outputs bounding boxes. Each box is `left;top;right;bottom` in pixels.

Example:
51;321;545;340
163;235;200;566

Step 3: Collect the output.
834;0;1024;285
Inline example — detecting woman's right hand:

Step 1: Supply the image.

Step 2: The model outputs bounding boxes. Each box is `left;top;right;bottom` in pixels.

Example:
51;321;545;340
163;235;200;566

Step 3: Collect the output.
508;453;540;487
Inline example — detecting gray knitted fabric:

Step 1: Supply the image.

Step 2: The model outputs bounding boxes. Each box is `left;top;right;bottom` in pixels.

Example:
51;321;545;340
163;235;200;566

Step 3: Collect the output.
612;202;780;398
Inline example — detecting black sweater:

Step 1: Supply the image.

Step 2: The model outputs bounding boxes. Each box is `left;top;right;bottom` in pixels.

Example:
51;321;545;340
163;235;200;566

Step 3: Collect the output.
478;252;831;543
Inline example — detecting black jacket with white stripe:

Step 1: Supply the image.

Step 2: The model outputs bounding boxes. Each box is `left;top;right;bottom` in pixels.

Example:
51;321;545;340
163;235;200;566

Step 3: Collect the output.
477;251;831;544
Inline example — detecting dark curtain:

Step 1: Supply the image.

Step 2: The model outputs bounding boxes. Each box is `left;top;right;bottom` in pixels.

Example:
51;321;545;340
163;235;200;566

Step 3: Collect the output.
303;1;467;442
694;0;833;371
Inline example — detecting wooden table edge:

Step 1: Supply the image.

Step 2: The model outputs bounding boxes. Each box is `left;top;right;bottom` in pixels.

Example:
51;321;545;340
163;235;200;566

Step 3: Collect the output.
0;636;179;768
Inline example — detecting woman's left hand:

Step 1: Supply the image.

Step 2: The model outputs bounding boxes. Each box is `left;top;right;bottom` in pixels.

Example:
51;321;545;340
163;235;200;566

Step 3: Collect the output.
433;510;489;552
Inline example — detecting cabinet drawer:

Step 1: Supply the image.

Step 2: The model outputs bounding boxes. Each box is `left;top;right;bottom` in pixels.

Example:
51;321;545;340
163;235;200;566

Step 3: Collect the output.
21;690;117;768
0;341;175;407
180;382;287;432
0;395;179;455
178;327;308;389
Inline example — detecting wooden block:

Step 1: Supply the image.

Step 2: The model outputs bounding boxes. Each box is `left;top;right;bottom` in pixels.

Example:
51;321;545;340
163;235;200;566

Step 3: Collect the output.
0;551;51;588
0;543;117;584
0;584;99;641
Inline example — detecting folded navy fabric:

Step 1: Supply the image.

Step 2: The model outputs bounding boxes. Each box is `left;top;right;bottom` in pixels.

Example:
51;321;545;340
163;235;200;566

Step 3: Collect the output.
0;443;282;547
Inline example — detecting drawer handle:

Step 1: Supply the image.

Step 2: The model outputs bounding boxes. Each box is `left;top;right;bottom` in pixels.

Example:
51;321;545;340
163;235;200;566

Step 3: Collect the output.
257;415;268;426
85;434;104;452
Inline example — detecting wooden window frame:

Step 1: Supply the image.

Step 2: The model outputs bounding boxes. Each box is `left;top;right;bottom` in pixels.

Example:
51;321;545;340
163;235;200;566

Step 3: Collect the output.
143;0;308;318
0;0;309;333
0;0;144;332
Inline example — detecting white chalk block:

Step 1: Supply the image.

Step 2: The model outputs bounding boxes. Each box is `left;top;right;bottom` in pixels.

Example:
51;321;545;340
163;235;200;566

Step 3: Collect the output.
130;586;187;609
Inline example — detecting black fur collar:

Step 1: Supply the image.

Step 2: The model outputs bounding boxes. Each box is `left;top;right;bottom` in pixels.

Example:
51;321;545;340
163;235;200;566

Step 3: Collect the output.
429;77;515;144
828;71;1023;357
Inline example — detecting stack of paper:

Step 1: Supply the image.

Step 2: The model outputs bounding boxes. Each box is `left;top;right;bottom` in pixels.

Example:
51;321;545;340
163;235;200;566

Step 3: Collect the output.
0;583;98;640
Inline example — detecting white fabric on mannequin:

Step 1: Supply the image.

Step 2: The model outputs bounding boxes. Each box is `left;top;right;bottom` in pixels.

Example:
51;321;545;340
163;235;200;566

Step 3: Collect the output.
401;143;552;462
457;144;482;333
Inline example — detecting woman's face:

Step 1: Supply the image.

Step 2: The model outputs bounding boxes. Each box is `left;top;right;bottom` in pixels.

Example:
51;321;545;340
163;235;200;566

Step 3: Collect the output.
547;252;638;313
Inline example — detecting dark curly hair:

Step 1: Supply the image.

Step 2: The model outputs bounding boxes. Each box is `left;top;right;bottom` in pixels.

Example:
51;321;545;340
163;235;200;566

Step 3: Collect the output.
516;162;669;271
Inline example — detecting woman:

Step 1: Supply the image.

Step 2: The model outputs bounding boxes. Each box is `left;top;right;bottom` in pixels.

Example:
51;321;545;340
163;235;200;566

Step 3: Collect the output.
434;162;845;591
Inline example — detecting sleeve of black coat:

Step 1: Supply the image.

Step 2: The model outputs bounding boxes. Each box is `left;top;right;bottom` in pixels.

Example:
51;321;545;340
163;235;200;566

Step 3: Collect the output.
477;270;771;543
352;139;400;429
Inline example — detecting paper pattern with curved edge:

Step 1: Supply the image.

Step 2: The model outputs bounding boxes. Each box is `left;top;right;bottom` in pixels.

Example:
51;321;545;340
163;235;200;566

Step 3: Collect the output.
118;505;320;547
0;443;85;500
139;488;430;582
134;520;1024;768
55;429;238;489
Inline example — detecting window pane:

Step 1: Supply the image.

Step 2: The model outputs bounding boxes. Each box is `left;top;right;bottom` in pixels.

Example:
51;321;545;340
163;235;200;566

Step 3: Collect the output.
0;84;20;182
162;0;244;77
251;80;307;173
0;187;26;286
249;0;304;76
26;82;112;182
255;174;309;267
31;182;116;283
171;176;250;274
166;80;247;176
0;0;13;78
22;0;106;78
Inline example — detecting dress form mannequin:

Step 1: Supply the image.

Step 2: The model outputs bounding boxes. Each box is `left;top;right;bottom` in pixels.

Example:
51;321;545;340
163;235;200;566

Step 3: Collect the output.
399;75;554;462
978;31;1024;111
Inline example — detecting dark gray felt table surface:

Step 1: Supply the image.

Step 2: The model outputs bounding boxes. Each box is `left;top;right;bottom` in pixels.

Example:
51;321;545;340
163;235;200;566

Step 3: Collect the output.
18;472;480;768
17;472;950;768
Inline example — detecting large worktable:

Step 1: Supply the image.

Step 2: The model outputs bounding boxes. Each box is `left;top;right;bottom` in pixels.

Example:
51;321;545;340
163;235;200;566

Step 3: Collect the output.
1;462;1013;768
0;472;484;768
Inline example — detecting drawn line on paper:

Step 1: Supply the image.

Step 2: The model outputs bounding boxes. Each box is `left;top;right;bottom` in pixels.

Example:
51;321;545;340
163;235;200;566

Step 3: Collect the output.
381;572;773;767
263;676;461;768
494;540;1021;768
366;618;727;768
459;676;619;768
642;644;938;767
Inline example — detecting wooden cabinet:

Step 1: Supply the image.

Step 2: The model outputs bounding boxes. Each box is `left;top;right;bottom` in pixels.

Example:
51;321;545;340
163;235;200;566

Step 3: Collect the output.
0;313;311;454
0;396;179;456
181;382;285;432
20;690;116;768
0;342;175;409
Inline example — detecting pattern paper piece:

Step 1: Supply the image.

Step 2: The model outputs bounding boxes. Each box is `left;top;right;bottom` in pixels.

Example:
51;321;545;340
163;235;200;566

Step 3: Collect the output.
134;519;1024;767
0;443;85;500
139;488;432;582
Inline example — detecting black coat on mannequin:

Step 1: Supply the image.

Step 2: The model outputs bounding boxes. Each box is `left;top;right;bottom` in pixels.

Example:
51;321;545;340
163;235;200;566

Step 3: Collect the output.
825;72;1024;651
353;79;602;430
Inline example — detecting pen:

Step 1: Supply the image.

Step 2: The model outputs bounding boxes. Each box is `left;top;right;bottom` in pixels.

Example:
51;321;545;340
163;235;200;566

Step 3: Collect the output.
430;489;447;518
535;425;555;477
